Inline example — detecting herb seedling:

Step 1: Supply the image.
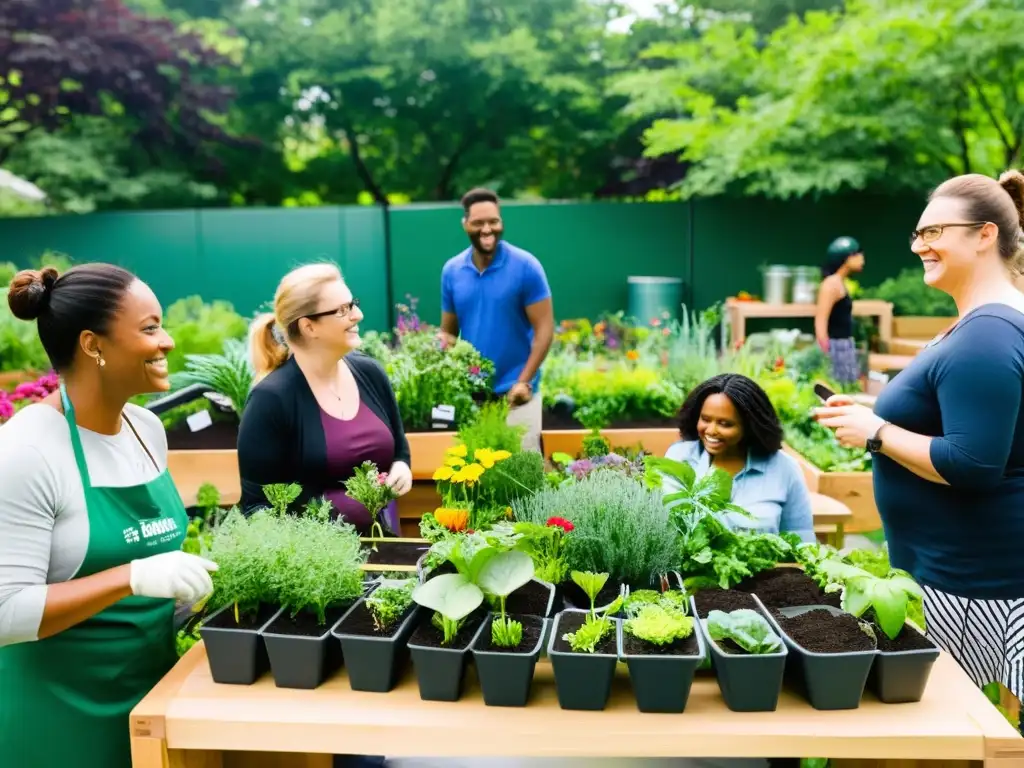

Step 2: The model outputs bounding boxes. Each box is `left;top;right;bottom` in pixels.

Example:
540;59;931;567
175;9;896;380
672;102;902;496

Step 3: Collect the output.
818;560;923;640
625;603;694;647
365;578;416;632
513;517;574;585
562;570;624;654
477;550;534;648
344;461;400;547
412;573;485;645
263;482;302;517
706;609;782;654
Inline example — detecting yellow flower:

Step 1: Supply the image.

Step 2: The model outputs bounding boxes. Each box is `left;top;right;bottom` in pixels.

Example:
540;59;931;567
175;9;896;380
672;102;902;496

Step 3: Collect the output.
474;448;512;468
432;466;455;481
446;443;468;458
444;456;466;467
452;462;485;484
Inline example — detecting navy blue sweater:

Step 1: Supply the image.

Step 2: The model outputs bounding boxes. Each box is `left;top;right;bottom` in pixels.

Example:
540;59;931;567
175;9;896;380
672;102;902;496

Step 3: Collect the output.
873;303;1024;599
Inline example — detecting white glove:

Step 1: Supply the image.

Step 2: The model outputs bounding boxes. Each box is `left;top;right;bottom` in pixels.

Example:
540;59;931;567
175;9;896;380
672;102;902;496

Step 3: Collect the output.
386;460;413;495
129;551;218;604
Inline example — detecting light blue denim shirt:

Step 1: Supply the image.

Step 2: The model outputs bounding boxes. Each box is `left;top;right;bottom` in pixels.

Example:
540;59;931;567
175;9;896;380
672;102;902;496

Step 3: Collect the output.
663;440;816;543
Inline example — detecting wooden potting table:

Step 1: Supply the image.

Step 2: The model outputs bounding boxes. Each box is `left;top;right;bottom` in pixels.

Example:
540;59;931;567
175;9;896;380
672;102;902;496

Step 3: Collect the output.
130;644;1023;768
725;299;894;349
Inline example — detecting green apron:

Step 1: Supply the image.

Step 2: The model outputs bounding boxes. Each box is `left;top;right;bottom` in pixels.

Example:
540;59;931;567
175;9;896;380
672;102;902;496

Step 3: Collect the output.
0;384;187;768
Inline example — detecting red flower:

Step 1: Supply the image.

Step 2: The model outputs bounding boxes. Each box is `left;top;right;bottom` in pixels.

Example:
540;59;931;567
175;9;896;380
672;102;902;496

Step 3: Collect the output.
546;516;574;533
466;529;475;535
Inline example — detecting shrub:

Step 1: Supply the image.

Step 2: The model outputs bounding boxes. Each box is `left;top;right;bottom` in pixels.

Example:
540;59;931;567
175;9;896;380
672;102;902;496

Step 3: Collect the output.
513;472;677;586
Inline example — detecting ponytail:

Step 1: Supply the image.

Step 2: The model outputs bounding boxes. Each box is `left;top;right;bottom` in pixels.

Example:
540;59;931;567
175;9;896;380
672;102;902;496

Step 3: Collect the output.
250;313;289;382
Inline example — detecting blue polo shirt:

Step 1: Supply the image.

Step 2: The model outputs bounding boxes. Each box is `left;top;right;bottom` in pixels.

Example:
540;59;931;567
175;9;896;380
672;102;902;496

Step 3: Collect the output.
441;241;551;394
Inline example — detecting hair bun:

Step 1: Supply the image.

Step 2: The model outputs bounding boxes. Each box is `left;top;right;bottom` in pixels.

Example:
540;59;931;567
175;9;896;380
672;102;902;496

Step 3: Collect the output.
7;266;60;321
999;169;1024;228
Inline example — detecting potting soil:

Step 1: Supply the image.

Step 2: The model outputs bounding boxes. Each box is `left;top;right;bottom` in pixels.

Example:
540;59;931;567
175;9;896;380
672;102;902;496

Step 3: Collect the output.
365;541;429;566
335;602;413;638
264;605;351;638
738;567;841;609
622;631;699;657
204;602;279;631
477;614;545;653
408;610;485;649
693;588;757;617
551;612;617;655
863;610;934;652
774;609;875;653
505;580;552;616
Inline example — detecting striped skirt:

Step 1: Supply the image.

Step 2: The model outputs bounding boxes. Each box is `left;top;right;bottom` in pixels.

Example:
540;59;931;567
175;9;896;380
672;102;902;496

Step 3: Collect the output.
828;337;861;384
923;585;1024;702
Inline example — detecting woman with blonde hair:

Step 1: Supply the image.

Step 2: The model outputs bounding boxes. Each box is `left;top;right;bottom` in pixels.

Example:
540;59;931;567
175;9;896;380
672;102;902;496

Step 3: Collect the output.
237;263;412;531
816;169;1024;717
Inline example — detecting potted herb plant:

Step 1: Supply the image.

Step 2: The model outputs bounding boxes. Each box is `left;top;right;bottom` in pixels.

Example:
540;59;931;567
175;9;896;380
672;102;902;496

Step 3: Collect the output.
199;508;284;685
618;589;704;713
513;517;571;617
816;560;939;703
407;573;486;701
345;460;428;571
261;509;366;690
696;596;787;713
548;571;624;711
331;577;419;692
470;550;547;707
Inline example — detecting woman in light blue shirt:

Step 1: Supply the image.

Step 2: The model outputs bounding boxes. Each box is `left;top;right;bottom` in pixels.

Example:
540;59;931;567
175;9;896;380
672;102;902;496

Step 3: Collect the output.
665;373;815;542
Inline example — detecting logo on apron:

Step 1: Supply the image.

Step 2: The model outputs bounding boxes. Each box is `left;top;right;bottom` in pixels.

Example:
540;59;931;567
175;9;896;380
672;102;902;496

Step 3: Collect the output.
122;517;181;547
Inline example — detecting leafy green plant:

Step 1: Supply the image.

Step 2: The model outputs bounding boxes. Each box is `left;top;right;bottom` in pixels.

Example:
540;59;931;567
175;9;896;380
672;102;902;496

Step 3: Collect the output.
645;456;798;589
477;449;545;508
562;571;624;653
624;603;694;646
163;296;249;374
365;578;416;632
623;588;685;618
816;560;924;640
263;483;302;517
707;609;782;654
412;573;485;645
513;517;573;585
863;267;957;317
477;550;534;648
513;471;677;587
344;461;400;544
205;509;287;623
457;400;524;456
169;338;254;416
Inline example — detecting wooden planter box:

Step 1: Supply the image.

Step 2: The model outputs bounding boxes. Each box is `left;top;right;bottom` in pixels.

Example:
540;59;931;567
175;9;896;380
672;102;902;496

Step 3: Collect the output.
407;431;457;480
359;537;429;574
890;316;955;356
167;449;240;508
541;427;679;462
783;444;879;534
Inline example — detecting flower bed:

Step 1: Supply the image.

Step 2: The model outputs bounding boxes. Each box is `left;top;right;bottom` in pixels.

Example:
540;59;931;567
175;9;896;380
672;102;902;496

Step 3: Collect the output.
0;371;59;424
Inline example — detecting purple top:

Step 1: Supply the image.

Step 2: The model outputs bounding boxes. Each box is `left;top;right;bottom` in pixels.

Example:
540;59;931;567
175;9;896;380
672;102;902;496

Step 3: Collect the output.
320;401;400;535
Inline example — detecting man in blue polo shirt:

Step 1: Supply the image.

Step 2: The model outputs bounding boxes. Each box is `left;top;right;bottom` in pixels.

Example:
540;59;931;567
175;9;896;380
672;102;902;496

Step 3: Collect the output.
440;187;554;452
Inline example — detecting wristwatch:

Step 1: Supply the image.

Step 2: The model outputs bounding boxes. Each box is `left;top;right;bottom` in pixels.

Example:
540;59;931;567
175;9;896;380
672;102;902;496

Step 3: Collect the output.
866;421;889;453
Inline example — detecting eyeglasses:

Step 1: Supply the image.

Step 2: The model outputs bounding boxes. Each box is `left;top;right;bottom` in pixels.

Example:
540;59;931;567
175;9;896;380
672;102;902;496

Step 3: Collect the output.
910;222;987;246
303;298;360;321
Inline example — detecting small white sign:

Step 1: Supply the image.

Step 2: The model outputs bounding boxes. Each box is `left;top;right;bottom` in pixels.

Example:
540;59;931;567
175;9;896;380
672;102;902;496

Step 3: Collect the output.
186;409;213;432
432;404;456;421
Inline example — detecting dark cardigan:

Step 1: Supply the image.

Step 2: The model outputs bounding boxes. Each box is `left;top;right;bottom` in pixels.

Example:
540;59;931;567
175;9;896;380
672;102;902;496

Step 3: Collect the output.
237;353;410;514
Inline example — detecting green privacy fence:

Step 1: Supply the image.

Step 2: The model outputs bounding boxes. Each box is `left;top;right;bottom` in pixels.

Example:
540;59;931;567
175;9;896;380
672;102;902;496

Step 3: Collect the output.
0;193;926;333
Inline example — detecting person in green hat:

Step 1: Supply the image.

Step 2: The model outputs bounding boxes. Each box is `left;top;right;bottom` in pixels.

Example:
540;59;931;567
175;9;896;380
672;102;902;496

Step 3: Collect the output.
0;263;218;768
815;235;865;384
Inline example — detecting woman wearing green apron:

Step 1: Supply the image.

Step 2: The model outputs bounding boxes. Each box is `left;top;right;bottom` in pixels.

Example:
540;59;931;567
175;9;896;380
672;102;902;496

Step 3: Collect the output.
0;263;218;768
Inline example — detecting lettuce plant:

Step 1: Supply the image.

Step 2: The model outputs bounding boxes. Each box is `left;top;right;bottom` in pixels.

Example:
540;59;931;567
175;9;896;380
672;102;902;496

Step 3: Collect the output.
365;578;416;632
625;603;694;647
412;573;485;645
707;609;782;654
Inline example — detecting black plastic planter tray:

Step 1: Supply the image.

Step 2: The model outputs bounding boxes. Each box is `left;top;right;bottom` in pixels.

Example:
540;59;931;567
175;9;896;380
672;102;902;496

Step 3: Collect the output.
262;603;357;690
767;604;878;710
869;623;941;703
548;609;621;711
471;614;548;707
618;607;705;713
407;611;487;702
200;603;281;685
331;598;420;693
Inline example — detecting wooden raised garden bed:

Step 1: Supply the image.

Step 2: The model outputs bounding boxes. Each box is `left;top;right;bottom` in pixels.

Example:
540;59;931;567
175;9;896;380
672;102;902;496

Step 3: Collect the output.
541;427;679;462
783;444;879;534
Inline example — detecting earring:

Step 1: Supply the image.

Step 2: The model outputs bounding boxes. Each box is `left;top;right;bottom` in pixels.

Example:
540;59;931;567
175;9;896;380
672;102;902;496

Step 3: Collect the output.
95;355;105;368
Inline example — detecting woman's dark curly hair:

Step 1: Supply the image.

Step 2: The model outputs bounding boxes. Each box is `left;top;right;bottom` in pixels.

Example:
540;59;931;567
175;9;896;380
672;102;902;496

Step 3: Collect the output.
677;373;783;456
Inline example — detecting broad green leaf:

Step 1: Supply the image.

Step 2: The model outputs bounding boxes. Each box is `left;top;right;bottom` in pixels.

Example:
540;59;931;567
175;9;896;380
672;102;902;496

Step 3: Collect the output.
707;609;782;654
478;550;534;598
412;573;484;622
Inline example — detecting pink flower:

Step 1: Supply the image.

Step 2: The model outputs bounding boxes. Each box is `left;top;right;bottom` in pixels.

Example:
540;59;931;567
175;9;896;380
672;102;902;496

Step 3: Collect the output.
469;365;481;375
377;472;389;484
